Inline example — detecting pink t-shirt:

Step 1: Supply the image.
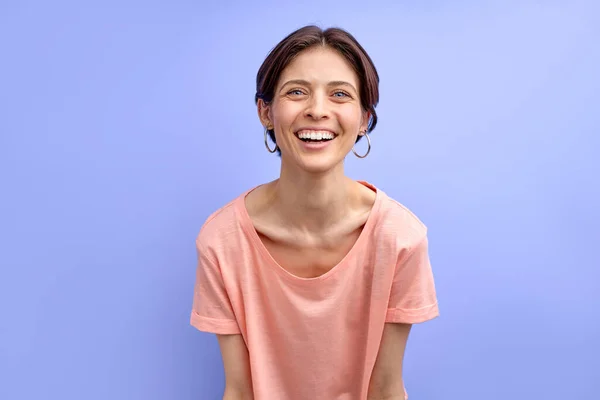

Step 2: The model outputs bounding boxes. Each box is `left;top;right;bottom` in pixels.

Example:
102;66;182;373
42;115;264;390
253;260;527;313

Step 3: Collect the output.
190;182;439;399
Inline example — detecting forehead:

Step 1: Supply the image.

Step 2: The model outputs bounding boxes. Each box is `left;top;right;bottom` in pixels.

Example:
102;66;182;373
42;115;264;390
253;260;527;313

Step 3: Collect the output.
278;46;359;86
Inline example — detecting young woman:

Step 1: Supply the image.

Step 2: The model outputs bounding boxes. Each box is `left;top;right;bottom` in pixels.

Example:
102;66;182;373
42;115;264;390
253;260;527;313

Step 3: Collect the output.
191;25;439;400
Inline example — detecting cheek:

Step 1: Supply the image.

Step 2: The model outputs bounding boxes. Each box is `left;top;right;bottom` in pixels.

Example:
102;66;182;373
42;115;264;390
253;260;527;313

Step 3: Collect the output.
271;104;298;129
338;106;363;128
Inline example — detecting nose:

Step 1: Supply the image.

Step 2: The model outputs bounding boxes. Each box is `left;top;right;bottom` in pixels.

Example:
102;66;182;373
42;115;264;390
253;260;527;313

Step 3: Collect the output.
304;92;330;120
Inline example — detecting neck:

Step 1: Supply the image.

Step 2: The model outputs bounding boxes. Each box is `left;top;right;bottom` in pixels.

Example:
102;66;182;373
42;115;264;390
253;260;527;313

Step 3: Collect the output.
272;162;354;233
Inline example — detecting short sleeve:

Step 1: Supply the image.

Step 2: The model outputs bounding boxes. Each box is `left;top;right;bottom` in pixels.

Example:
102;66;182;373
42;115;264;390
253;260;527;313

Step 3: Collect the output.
386;234;439;324
190;240;241;335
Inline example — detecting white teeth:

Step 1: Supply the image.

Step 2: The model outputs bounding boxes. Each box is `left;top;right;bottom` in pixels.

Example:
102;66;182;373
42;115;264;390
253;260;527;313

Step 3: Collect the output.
297;130;335;140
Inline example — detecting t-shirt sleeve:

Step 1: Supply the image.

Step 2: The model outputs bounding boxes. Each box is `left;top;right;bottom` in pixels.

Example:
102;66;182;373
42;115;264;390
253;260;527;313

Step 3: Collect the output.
190;240;241;335
386;234;439;324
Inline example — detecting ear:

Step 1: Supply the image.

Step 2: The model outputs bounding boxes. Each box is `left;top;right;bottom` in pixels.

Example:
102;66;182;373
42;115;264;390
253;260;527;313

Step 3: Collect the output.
359;111;371;136
257;99;273;129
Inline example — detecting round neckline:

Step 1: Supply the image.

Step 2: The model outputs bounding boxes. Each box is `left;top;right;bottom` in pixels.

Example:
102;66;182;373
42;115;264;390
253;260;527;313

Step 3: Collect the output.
235;181;383;283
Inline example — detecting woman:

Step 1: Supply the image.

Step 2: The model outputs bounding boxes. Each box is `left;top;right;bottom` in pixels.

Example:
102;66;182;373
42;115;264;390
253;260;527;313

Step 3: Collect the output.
191;25;439;400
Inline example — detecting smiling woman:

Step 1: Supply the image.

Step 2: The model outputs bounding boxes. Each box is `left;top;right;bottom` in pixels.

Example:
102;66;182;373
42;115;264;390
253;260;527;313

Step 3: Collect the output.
190;25;439;400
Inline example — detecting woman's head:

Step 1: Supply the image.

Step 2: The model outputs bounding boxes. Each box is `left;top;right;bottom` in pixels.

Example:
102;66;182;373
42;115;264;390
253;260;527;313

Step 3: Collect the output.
255;25;379;172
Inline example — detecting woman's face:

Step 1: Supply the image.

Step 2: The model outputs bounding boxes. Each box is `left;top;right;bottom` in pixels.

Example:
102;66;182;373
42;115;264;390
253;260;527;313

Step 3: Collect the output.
259;46;370;174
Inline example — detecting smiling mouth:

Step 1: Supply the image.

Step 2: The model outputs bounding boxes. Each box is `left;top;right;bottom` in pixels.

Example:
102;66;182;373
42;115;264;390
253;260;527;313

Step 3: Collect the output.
295;130;337;142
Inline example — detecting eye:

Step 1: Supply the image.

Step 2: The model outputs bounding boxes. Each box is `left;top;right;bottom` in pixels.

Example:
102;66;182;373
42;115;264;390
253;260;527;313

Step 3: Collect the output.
333;90;351;98
287;89;305;96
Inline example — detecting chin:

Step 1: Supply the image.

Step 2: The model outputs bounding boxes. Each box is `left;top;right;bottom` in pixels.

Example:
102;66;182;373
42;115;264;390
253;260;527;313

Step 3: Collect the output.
289;153;345;174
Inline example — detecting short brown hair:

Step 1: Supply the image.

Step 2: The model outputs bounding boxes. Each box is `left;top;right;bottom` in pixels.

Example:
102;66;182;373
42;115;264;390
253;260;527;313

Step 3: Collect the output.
255;25;380;154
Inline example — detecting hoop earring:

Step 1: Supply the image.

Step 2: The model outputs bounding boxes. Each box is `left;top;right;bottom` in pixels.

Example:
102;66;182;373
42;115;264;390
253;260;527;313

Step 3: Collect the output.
264;126;278;154
352;131;371;158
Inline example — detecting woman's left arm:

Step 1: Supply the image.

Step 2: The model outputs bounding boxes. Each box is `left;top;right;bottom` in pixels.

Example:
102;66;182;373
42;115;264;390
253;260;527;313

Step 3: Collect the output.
367;322;412;400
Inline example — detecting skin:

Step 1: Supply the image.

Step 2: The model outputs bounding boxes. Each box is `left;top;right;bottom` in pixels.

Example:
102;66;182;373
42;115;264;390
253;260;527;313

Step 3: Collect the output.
218;46;411;400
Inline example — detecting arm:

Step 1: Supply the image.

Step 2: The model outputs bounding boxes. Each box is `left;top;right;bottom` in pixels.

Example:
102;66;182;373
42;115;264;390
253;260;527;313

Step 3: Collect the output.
217;334;254;400
367;323;412;400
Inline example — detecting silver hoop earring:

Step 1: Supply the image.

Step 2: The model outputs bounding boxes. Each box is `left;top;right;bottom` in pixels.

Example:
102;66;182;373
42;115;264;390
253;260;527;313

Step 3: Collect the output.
264;126;278;154
352;131;371;158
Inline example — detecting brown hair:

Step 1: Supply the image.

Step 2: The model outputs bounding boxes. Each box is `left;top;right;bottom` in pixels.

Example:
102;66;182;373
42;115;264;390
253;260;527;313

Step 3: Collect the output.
255;25;380;155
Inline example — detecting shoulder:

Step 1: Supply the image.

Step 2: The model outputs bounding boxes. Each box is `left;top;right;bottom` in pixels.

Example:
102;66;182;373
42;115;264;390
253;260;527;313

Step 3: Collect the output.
374;188;429;252
195;188;251;255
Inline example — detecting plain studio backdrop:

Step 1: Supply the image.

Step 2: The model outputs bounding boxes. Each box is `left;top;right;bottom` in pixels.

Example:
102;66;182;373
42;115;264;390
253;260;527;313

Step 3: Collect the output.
1;1;598;399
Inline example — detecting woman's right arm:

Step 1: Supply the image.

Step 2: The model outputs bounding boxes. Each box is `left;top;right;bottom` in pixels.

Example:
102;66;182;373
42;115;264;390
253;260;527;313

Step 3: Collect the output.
217;334;254;400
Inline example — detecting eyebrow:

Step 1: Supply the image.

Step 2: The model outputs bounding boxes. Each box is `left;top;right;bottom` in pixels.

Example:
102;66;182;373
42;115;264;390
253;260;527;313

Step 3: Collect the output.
280;79;358;93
